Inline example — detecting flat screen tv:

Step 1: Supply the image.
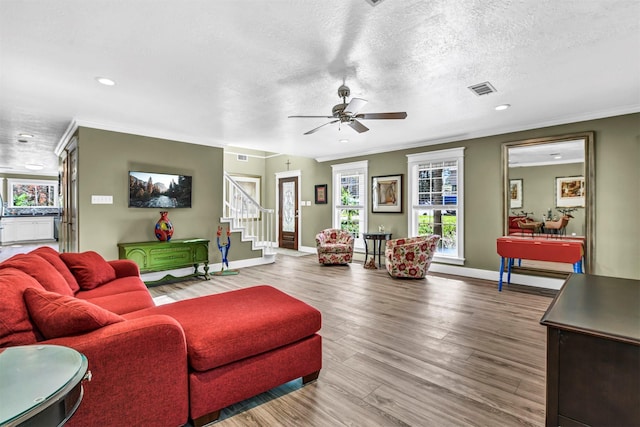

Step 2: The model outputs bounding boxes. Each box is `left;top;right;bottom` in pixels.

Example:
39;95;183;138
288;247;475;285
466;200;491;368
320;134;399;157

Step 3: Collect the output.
128;171;192;208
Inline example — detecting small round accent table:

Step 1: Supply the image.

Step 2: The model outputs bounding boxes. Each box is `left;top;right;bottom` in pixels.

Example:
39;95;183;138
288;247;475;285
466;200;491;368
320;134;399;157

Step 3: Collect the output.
362;232;392;268
0;345;89;427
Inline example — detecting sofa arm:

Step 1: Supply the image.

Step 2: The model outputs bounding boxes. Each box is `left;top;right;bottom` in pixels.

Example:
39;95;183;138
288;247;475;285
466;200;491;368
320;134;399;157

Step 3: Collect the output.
108;259;140;278
44;315;188;427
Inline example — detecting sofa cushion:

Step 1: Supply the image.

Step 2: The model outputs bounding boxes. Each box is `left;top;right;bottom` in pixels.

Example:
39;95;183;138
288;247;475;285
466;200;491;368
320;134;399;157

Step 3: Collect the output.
23;287;125;339
60;251;116;290
76;277;156;314
125;285;321;371
31;246;80;293
0;268;45;347
0;254;73;296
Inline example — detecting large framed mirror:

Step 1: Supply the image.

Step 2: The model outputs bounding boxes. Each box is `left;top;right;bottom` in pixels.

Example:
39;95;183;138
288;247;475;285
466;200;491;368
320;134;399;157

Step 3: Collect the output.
502;132;594;275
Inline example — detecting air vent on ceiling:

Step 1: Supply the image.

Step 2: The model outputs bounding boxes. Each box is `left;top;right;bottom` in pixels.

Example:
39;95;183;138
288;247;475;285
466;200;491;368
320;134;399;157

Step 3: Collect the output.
468;81;497;96
365;0;386;6
237;154;248;162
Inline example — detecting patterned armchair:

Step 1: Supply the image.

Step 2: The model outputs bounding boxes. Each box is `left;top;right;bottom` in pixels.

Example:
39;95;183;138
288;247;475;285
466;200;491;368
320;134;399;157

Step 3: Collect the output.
315;228;354;265
385;235;440;278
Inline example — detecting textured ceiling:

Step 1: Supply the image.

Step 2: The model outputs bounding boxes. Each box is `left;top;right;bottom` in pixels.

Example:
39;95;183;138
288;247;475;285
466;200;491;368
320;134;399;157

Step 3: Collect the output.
1;0;639;176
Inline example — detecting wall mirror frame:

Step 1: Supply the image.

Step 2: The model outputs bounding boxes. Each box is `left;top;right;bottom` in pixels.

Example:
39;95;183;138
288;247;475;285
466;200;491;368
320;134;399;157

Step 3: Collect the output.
502;131;595;275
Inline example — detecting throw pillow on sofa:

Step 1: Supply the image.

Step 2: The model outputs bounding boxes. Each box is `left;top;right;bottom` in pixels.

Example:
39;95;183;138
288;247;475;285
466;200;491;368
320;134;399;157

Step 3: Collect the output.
32;246;81;293
23;287;124;339
0;268;45;347
60;251;117;290
0;253;74;296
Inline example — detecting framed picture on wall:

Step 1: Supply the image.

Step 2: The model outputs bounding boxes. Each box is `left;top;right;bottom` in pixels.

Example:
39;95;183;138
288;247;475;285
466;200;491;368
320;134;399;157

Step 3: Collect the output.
315;184;327;204
372;174;402;213
556;176;585;207
509;179;523;209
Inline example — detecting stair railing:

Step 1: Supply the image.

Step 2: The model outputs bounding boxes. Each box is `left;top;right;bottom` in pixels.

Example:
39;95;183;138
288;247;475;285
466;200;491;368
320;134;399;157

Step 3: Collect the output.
222;172;274;254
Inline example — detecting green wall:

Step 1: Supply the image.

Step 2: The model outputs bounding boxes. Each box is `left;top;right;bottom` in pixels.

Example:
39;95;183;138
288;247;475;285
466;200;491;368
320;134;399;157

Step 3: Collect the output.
75;127;259;263
265;113;639;280
264;155;332;247
72;112;639;280
224;148;268;187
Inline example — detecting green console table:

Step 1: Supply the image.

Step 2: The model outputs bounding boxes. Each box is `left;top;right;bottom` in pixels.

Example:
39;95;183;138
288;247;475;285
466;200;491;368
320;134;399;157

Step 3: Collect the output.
118;238;210;286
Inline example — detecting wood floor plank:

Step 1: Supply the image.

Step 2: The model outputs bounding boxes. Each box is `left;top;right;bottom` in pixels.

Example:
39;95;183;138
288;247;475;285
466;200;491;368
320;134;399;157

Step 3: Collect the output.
144;252;553;427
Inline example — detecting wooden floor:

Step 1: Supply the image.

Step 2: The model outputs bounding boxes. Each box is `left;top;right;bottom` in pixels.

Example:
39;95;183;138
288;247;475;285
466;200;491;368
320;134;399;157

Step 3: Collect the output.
147;252;554;427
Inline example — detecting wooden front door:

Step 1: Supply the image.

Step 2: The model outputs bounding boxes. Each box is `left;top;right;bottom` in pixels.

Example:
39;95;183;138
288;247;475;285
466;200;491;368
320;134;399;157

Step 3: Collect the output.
278;176;298;250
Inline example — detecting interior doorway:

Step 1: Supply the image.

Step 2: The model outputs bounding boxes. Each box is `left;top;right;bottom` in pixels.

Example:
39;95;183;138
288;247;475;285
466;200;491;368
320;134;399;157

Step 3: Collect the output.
276;172;300;250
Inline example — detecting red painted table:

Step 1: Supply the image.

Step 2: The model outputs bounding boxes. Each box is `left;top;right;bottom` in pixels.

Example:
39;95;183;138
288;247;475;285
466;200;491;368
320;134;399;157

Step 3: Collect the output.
496;236;584;291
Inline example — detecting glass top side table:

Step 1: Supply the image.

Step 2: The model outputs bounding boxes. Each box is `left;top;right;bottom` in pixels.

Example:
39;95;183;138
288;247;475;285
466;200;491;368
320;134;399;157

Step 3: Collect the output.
0;345;88;427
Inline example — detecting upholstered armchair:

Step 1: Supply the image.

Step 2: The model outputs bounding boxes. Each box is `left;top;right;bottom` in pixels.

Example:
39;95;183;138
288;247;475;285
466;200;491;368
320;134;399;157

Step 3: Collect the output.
385;235;440;278
315;228;354;265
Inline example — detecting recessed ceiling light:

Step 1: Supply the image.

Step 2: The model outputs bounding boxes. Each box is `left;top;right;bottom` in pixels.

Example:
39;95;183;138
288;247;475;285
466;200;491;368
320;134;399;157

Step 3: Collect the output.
18;133;34;138
495;104;511;111
339;139;349;143
96;77;116;86
24;163;44;171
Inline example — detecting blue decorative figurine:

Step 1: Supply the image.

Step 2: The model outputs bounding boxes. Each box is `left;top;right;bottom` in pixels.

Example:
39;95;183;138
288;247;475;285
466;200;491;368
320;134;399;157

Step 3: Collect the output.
217;226;231;269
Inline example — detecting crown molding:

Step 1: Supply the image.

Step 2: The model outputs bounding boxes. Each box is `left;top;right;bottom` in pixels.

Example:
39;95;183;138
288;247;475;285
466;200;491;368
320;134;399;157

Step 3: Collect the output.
315;104;640;163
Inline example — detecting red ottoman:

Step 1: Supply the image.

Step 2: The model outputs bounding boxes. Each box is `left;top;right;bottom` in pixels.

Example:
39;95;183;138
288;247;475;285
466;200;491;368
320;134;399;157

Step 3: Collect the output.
126;285;322;426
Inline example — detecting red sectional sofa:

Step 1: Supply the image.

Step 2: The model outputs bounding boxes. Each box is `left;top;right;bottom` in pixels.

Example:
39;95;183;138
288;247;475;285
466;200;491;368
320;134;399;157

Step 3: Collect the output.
508;215;540;236
0;247;322;427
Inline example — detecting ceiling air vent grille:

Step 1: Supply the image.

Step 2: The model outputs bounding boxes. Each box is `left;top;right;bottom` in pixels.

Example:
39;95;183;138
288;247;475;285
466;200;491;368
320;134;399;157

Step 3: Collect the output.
236;154;248;162
468;82;497;96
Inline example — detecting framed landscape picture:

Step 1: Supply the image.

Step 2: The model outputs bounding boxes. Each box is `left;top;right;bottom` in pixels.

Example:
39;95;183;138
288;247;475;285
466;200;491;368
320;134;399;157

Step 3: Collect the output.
509;179;523;209
372;174;402;213
556;176;585;207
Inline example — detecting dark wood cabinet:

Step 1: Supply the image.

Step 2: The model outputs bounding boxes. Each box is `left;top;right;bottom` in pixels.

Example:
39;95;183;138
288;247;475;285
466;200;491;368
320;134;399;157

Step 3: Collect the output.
541;274;640;426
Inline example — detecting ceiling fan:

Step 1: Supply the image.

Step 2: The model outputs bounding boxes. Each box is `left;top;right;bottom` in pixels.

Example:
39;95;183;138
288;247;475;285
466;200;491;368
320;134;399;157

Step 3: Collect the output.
288;85;407;135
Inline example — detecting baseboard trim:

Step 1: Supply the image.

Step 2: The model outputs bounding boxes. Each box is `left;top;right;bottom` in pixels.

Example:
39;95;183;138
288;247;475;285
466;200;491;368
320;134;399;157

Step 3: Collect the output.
140;255;276;283
429;263;565;290
139;253;564;291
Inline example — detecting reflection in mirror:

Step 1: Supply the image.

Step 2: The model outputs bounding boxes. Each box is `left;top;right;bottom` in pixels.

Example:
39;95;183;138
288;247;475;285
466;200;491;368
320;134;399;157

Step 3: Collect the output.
502;132;594;275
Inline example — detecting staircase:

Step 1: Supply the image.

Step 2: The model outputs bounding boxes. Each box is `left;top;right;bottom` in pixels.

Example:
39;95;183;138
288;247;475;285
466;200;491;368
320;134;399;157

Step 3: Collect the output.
221;172;276;259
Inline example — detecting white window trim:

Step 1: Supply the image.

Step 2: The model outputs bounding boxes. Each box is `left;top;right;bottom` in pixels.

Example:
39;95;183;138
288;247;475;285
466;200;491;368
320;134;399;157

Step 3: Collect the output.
6;178;59;208
331;160;368;251
407;147;465;265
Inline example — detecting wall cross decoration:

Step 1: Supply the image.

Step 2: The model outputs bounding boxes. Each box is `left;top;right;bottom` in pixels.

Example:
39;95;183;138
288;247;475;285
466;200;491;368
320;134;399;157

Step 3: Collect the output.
286;159;291;171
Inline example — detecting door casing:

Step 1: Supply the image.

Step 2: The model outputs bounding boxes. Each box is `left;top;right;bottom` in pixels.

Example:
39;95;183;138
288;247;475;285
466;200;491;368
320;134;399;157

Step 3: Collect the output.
275;170;301;249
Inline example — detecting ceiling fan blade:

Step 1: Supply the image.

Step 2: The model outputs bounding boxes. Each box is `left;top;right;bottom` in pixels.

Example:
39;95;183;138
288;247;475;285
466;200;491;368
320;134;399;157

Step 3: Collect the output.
344;97;368;115
348;119;369;133
304;119;340;135
288;115;334;118
354;112;407;120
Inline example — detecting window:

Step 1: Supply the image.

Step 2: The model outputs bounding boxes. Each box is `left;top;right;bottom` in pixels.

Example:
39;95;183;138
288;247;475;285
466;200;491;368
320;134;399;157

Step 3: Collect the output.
407;148;465;264
7;179;58;208
331;160;368;251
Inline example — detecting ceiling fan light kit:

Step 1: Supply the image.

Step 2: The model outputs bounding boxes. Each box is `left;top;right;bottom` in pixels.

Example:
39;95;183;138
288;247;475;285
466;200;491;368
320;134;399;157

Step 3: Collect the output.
289;84;407;135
